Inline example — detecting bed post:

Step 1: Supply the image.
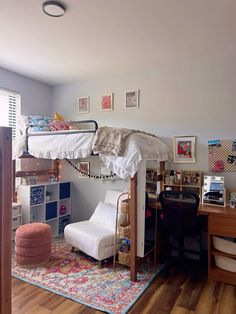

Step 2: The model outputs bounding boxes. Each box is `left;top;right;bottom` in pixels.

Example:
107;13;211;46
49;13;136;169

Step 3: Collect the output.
54;159;60;180
12;160;17;202
0;127;12;314
130;174;137;281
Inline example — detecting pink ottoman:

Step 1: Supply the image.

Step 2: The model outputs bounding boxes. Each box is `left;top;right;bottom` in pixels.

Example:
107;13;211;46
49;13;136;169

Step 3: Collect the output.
15;223;52;266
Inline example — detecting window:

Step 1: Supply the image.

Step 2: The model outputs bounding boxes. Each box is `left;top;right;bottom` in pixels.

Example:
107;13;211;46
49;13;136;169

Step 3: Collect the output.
0;88;21;139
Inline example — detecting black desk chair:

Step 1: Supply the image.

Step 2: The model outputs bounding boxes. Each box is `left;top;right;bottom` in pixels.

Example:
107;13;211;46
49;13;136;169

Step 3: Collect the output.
159;190;202;280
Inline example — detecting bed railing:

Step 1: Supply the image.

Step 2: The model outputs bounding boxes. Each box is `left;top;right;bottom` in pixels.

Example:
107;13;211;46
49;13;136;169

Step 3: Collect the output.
25;119;98;154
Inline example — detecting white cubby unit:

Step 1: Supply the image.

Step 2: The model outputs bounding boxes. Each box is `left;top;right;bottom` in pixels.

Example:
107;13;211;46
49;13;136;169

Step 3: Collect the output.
17;181;71;236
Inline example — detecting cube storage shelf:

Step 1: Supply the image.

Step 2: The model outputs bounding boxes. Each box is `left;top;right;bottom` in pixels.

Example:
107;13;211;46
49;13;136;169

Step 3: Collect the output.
18;181;71;236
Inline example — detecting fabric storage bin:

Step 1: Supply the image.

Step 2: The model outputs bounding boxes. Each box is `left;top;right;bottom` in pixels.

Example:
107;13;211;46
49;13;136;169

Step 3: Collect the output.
120;199;130;214
118;251;130;266
213;236;236;255
215;255;236;273
118;222;130;239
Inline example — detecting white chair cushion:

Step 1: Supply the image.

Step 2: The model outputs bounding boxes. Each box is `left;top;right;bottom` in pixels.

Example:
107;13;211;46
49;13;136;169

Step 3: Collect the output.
89;201;117;231
64;221;115;260
104;190;122;206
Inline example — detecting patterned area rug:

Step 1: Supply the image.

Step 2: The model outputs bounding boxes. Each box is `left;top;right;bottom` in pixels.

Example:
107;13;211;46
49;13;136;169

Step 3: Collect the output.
12;237;164;314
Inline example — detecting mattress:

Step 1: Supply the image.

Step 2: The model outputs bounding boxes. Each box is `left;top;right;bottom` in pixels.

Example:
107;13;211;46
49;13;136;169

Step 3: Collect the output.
13;130;95;159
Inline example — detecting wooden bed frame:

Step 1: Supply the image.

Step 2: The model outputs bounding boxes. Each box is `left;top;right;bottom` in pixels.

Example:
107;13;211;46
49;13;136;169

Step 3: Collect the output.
0;127;12;314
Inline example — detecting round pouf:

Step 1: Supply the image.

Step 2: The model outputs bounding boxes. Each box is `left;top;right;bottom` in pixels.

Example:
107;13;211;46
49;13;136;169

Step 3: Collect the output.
15;223;52;267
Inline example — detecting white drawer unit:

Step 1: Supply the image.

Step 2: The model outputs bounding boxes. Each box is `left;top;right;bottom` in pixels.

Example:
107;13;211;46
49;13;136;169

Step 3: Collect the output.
12;202;22;241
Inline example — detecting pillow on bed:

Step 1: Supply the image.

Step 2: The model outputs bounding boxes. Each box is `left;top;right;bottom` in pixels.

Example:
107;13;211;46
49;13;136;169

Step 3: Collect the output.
54;112;65;121
49;120;70;131
30;116;52;132
18;115;52;134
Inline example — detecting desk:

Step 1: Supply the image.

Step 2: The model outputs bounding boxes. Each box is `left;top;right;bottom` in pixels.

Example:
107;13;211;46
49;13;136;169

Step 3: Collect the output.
154;202;236;285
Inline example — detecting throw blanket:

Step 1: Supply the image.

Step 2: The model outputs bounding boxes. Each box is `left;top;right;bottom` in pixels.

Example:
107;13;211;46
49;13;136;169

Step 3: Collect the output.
92;126;157;156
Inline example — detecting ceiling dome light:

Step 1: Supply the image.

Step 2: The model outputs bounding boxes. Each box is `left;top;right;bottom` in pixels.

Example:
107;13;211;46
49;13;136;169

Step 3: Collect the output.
42;1;65;17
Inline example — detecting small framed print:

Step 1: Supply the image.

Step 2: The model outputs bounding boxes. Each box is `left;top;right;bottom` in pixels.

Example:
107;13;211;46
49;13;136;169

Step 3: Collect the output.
100;161;112;176
78;161;90;178
125;90;139;109
78;96;89;114
101;93;113;111
173;135;196;163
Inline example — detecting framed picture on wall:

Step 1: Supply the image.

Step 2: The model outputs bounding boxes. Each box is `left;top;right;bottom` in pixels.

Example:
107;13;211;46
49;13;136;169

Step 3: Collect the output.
100;161;112;176
101;93;113;111
78;96;89;114
78;161;90;178
173;135;196;163
125;89;139;109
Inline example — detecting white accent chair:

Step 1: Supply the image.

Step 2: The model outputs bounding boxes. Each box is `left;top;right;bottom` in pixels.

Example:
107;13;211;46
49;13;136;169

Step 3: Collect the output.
64;190;127;266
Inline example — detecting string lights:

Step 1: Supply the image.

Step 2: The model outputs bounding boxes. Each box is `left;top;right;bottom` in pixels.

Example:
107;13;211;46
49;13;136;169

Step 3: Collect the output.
64;159;117;180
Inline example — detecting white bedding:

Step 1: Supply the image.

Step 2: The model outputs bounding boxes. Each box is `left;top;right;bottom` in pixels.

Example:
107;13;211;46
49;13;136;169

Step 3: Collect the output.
13;128;171;179
99;133;171;180
13;130;94;160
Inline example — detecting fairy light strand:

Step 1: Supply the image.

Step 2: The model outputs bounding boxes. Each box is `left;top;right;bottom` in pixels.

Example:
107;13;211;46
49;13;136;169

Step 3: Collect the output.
64;158;116;179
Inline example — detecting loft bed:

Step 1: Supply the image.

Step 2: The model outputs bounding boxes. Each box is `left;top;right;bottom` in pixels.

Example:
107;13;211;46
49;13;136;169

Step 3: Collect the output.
13;119;171;281
13;119;98;160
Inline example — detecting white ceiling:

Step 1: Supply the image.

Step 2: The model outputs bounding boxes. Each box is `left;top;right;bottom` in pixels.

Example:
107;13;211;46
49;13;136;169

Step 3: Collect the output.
0;0;235;86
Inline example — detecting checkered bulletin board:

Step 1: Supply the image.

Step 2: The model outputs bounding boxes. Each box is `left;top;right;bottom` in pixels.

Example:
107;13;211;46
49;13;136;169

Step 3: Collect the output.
208;139;236;172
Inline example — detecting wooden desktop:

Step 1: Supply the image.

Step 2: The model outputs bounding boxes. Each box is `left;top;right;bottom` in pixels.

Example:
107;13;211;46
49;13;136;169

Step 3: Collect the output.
154;202;236;285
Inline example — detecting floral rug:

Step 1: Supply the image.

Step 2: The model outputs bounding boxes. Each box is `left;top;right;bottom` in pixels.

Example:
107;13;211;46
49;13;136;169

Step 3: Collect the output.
12;237;164;314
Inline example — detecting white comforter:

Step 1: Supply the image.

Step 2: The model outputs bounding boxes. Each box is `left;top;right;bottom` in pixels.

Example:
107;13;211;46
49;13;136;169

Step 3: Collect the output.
13;130;94;160
100;133;171;179
13;129;171;179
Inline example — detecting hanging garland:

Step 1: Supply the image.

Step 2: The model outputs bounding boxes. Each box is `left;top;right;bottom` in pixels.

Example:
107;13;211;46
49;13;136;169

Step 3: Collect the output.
64;158;117;179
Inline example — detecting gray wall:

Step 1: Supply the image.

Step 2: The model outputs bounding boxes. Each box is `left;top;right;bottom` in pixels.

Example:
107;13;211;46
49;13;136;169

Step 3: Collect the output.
51;53;236;221
0;67;52;116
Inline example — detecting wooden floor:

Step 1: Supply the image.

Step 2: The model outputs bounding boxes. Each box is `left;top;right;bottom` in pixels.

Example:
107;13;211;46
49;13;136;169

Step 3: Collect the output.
12;267;236;314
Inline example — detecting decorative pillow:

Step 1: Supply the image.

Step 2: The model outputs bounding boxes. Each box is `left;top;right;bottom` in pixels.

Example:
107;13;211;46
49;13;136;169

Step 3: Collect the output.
68;123;80;130
30;116;52;132
17;115;52;134
89;201;117;231
54;112;65;121
49;120;70;131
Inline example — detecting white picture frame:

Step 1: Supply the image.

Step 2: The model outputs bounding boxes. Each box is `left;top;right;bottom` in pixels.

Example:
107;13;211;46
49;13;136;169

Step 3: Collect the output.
78;96;90;114
101;93;113;111
125;90;139;109
100;161;112;176
78;161;90;178
173;135;196;163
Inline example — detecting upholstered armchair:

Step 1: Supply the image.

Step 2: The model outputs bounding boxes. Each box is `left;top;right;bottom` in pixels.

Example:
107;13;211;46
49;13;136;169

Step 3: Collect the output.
64;190;127;266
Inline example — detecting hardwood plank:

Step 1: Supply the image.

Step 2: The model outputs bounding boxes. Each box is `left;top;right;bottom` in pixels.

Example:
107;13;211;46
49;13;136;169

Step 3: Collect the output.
194;280;224;314
24;305;51;314
170;306;194;314
51;299;86;314
177;278;207;311
217;284;236;314
129;275;166;313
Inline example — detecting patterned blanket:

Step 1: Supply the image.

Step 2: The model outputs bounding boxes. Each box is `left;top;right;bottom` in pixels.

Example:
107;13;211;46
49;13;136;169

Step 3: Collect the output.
92;126;136;156
92;126;157;156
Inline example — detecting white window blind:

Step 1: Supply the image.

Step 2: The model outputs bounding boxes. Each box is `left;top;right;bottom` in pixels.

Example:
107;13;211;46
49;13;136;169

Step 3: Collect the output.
0;89;21;139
